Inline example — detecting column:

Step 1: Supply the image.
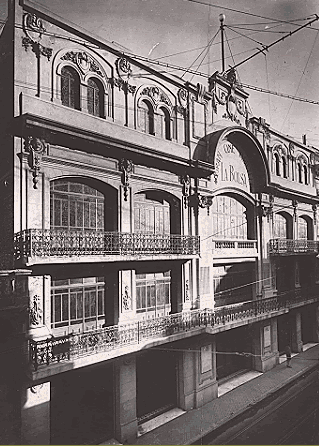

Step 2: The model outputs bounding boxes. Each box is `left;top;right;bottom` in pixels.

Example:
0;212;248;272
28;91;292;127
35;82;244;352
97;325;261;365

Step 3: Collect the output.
177;338;218;410
21;382;50;445
309;304;319;342
171;263;183;314
114;357;137;444
290;310;303;353
252;319;279;372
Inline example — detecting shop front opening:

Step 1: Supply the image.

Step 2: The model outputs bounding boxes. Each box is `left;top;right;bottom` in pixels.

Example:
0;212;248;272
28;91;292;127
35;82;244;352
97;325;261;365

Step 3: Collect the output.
51;364;114;445
136;349;177;424
216;326;252;381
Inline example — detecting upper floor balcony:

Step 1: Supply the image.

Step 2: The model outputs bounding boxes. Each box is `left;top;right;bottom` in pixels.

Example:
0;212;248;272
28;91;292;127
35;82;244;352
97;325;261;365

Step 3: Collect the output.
14;229;200;265
29;284;319;380
212;239;258;262
269;239;319;256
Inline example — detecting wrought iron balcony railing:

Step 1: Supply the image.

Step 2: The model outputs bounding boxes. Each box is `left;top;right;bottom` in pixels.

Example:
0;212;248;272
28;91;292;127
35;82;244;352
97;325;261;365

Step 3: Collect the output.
14;229;200;260
269;239;319;255
29;285;319;371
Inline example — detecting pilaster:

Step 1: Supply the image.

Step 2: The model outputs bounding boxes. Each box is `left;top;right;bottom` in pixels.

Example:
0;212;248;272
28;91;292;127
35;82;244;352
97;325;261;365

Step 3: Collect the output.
290;310;303;353
252;319;279;372
114;357;138;444
21;382;50;445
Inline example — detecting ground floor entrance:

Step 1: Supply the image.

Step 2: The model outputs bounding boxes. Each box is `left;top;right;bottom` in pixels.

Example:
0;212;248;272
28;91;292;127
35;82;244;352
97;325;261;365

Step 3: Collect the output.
136;349;177;424
277;312;292;354
50;363;114;445
216;326;252;380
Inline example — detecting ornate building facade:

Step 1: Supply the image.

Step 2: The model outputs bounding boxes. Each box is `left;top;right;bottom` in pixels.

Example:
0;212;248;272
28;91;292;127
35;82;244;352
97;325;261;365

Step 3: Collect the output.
1;0;319;444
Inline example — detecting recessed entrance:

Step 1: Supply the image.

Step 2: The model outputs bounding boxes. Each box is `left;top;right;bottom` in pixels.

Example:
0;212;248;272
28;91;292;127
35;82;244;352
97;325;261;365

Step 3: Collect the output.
136;349;177;423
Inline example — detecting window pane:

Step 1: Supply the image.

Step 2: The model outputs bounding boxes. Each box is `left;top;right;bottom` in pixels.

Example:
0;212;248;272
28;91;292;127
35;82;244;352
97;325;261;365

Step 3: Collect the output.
62;294;69;321
70;293;77;320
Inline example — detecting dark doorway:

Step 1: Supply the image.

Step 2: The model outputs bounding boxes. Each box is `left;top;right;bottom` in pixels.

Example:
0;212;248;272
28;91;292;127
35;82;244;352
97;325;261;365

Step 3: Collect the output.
51;364;114;444
277;313;291;354
216;326;252;380
136;350;177;423
301;305;315;345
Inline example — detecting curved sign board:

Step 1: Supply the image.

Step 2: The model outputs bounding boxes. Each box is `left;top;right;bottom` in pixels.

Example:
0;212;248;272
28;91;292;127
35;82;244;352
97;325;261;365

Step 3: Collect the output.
214;141;250;193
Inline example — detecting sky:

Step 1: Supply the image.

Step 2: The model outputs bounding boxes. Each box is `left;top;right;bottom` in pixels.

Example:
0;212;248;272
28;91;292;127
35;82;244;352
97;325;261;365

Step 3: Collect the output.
1;0;319;146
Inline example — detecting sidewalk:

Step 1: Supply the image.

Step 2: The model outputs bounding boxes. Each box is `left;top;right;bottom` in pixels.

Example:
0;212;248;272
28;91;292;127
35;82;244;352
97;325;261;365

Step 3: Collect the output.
133;344;319;445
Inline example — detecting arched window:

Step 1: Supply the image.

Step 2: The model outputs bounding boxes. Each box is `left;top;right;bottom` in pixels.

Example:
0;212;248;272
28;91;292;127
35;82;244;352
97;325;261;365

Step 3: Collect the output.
303;165;308;185
298;163;303;183
158;107;171;140
87;78;104;118
139;100;154;135
50;180;105;231
211;195;248;240
274;213;288;239
298;216;308;239
61;66;80;110
274;153;280;176
282;157;287;178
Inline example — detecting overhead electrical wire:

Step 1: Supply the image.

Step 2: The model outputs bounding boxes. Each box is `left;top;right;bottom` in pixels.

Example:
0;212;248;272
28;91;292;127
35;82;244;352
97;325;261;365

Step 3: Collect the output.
280;29;319;133
184;0;319;31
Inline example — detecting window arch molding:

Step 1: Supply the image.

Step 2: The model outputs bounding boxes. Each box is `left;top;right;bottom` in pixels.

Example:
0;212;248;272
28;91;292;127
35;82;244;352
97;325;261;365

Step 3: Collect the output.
296;153;309;184
84;76;109;118
272;143;288;178
135;84;175;139
53;49;110;110
273;211;293;239
298;214;313;240
133;188;181;235
49;176;118;232
211;190;256;240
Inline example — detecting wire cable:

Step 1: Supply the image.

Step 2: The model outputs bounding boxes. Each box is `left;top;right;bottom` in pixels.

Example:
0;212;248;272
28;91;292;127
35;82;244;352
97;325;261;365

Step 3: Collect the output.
280;29;319;133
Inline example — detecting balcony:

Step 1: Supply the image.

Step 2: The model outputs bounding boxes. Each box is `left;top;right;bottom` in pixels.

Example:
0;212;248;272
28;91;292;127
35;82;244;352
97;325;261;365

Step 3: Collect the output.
14;229;200;265
29;285;319;377
269;239;319;255
212;239;258;262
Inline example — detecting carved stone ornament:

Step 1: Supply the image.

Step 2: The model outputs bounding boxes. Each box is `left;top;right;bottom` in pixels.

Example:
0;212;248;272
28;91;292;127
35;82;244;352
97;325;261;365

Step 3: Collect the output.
111;77;136;94
22;13;52;60
23;13;45;43
185;279;190;301
116;57;132;79
29;295;42;327
313;204;318;225
180;174;191;208
196;83;207;104
61;51;105;77
178;88;188;108
122;286;131;311
140;86;172;108
225;68;237;85
292;199;298;222
188;191;213;215
119;159;133;201
24;136;48;189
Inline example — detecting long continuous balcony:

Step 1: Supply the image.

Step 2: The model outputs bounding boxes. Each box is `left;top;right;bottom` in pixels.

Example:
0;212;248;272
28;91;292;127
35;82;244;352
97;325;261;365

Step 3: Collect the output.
269;239;319;255
14;229;200;265
212;239;258;261
29;285;319;373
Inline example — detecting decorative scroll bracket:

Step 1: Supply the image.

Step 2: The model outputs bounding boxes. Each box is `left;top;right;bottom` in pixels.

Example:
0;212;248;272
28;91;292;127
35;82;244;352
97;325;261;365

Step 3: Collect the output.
119;159;133;201
188;188;213;216
180;174;191;209
22;13;52;60
292;199;298;222
24;136;48;189
312;204;317;226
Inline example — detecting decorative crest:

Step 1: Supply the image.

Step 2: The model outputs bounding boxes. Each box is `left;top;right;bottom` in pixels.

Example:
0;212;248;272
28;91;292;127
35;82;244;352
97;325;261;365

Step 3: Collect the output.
24;136;48;189
119;159;133;201
61;51;105;77
22;13;52;60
